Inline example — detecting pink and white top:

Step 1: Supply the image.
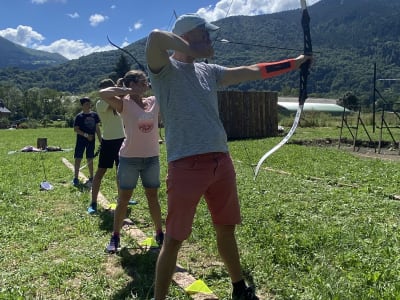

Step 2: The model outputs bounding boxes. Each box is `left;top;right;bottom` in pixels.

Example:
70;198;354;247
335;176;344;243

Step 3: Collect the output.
119;96;160;158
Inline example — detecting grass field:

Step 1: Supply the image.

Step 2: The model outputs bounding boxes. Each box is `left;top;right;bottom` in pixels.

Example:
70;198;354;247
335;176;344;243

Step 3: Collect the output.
1;127;400;299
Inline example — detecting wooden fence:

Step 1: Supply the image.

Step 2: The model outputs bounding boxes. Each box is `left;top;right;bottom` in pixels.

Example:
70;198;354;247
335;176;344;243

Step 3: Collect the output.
218;90;278;139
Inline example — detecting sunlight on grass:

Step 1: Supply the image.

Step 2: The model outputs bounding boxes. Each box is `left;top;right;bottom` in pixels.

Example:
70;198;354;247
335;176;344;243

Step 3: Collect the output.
1;128;400;299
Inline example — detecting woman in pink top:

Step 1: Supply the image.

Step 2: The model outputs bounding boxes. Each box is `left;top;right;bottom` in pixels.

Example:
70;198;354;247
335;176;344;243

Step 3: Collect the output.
99;70;163;253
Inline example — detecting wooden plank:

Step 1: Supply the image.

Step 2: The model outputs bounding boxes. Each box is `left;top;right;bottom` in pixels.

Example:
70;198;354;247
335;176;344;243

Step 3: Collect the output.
61;157;219;299
61;157;109;208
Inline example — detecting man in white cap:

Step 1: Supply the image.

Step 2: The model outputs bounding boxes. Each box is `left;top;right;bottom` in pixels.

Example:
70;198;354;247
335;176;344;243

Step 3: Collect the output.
146;13;312;300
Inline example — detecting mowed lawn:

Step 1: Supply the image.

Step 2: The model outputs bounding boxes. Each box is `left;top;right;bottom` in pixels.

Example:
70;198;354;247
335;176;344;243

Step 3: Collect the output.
1;127;400;299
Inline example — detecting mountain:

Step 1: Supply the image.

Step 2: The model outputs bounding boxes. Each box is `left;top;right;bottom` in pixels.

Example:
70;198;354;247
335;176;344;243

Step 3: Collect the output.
0;0;399;103
0;36;68;70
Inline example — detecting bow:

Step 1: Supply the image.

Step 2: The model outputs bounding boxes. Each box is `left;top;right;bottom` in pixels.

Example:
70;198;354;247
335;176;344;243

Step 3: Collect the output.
107;35;147;73
106;35;165;142
253;0;312;179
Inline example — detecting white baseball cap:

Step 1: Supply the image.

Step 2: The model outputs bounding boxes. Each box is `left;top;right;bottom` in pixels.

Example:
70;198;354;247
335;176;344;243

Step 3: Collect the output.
172;13;219;36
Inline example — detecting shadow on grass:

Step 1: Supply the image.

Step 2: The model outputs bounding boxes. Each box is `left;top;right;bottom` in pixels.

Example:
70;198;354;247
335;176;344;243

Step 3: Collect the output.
97;207;132;233
71;182;91;193
111;246;159;300
97;210;114;232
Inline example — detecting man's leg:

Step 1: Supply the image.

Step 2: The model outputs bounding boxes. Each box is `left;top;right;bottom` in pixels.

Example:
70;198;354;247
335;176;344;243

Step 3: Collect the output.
154;236;182;300
144;188;162;233
74;158;82;179
87;158;94;179
214;224;243;283
91;167;107;202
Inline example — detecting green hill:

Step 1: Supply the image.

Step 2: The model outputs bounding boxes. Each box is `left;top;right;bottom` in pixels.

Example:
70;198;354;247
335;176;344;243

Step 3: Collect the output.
0;36;67;70
0;0;399;103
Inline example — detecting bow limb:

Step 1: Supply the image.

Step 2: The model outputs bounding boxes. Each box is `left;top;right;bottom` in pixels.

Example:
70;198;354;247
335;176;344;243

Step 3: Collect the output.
107;35;147;73
253;104;303;178
254;0;312;180
299;0;312;105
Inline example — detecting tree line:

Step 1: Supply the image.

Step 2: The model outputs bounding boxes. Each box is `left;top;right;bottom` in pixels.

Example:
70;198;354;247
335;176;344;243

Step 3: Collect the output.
0;55;131;129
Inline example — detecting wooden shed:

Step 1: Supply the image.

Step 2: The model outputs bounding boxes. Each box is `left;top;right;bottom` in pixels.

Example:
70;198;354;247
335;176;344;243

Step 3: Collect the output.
218;91;278;140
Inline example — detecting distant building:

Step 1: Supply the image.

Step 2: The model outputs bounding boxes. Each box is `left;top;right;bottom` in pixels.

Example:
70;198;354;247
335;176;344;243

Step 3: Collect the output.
278;97;352;115
0;99;11;117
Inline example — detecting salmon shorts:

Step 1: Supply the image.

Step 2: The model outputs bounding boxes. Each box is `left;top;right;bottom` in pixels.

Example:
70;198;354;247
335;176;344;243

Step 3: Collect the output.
166;152;241;241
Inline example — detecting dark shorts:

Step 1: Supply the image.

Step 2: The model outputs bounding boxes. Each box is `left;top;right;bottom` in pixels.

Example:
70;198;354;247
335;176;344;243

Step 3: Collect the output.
74;138;95;159
98;138;124;169
166;152;241;241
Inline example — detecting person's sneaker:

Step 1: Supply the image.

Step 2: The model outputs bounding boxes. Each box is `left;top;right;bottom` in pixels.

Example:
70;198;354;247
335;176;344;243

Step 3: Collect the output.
122;218;134;226
232;286;259;300
155;231;164;247
85;178;93;188
128;199;138;205
87;202;97;214
72;178;79;186
105;235;120;253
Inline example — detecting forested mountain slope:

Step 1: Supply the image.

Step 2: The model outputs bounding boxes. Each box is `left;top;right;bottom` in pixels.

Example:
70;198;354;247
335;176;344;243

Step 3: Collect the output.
0;36;67;70
0;0;399;104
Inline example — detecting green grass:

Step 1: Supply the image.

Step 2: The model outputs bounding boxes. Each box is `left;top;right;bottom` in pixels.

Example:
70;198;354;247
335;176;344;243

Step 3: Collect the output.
1;127;400;299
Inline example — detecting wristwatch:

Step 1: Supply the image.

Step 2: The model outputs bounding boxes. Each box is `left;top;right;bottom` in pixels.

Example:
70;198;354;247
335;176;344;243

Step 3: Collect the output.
83;133;88;138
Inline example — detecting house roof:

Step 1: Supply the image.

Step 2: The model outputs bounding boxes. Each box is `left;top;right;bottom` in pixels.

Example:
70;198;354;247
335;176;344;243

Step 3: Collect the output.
0;99;11;113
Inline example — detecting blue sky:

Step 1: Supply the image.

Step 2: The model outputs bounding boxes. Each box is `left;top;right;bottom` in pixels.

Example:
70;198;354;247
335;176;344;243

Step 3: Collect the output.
0;0;321;60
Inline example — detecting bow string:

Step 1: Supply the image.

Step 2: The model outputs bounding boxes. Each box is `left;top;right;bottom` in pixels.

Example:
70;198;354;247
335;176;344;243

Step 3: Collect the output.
253;0;312;179
106;35;165;142
107;35;147;74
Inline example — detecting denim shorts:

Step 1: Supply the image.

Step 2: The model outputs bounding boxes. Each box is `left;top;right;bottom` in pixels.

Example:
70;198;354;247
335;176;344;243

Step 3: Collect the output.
118;156;160;190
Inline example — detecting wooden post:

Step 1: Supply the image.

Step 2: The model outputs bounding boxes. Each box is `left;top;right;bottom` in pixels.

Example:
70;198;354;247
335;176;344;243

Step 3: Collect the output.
37;138;47;150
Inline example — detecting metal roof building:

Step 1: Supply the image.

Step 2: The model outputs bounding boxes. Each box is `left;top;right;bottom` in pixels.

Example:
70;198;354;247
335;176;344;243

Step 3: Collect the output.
278;97;351;114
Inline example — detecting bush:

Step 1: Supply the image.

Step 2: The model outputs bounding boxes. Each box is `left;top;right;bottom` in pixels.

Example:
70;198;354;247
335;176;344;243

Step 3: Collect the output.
0;117;10;129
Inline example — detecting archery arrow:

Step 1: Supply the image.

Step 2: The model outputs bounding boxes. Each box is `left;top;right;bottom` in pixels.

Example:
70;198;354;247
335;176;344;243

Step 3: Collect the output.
254;0;312;180
216;38;319;53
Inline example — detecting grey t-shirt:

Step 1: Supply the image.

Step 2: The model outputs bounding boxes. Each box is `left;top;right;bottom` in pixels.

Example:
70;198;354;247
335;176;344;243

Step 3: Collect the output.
149;57;229;162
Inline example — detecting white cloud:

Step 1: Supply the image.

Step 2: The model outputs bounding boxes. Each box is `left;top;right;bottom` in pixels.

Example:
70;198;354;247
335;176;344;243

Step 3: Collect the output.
67;12;79;19
89;14;108;27
2;0;322;60
0;25;44;47
31;0;66;4
35;39;114;59
197;0;321;21
0;24;115;60
121;40;130;48
129;21;143;32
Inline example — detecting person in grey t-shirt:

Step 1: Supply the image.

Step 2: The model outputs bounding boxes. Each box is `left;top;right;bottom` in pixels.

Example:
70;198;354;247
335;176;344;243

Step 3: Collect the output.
146;13;312;300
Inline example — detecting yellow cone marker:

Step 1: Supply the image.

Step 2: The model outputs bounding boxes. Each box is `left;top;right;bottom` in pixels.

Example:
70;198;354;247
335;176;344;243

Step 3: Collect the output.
139;237;159;247
108;203;117;210
184;279;213;294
